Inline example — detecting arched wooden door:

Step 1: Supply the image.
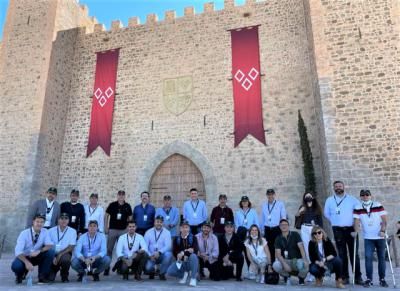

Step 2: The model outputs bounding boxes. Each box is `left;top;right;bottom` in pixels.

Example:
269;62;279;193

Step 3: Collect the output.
149;154;206;209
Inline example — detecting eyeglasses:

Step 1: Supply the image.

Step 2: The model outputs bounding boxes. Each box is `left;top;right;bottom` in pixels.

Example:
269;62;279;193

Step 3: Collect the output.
312;231;323;235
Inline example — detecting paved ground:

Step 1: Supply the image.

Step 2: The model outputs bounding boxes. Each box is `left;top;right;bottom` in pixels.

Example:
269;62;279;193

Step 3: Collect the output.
0;253;398;291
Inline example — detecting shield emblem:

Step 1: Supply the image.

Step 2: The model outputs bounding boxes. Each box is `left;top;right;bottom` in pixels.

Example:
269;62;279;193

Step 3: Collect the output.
163;76;193;116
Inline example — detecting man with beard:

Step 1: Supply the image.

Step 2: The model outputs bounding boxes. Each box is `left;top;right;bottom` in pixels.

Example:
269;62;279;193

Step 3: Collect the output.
210;194;234;237
196;221;220;280
324;181;363;285
133;191;156;236
60;189;85;235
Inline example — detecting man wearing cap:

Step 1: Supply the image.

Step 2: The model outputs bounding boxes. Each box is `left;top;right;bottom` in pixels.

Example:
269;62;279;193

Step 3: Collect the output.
324;181;363;285
84;193;104;233
167;220;199;287
183;188;207;235
210;194;234;237
26;187;60;229
47;213;77;282
261;188;287;263
155;195;179;237
234;196;259;241
353;189;389;288
60;189;85;235
273;218;309;285
12;214;55;284
217;221;244;281
144;215;173;280
71;220;110;282
104;190;132;275
196;221;220;280
133;191;156;236
115;220;148;281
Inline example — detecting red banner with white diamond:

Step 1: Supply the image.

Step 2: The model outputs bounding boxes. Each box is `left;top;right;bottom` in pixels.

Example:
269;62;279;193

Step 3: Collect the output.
87;49;120;157
231;26;266;147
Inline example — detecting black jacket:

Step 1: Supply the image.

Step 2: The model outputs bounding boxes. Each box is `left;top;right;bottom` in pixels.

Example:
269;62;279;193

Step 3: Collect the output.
308;238;337;263
218;233;244;260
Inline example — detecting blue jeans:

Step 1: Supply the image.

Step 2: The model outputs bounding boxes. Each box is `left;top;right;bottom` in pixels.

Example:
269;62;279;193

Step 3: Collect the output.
309;256;343;280
11;249;55;279
145;251;173;275
71;256;111;275
167;254;198;279
364;239;386;280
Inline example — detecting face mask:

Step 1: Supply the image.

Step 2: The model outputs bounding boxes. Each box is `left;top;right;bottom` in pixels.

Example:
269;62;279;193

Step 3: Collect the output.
335;189;344;195
362;200;372;207
251;235;258;239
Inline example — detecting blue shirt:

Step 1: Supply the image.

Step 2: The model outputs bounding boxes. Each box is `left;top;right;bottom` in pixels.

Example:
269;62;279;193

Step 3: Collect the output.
261;200;287;227
183;199;207;225
144;227;172;255
15;227;53;257
47;226;77;254
133;203;156;230
234;208;259;230
324;193;359;227
74;232;107;258
155;206;179;237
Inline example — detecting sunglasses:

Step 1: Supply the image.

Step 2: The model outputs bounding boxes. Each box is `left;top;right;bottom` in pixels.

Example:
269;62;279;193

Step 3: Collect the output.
312;231;323;235
360;189;371;197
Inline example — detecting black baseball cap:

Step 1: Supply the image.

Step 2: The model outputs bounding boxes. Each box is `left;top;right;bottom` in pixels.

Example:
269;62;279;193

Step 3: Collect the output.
70;189;80;195
266;189;275;195
163;195;171;200
203;221;212;227
33;213;46;220
88;220;98;226
241;195;249;201
155;215;164;221
225;221;234;226
60;213;69;219
180;220;190;226
47;187;57;194
279;218;289;225
117;190;125;195
219;194;227;199
90;193;98;198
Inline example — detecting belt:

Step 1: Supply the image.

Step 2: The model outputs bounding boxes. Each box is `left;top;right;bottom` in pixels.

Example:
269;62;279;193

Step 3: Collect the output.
332;226;353;230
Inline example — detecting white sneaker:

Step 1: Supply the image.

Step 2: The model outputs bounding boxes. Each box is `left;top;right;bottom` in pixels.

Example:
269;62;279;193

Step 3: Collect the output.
260;274;265;284
189;278;197;287
306;273;315;282
179;272;188;284
255;274;260;283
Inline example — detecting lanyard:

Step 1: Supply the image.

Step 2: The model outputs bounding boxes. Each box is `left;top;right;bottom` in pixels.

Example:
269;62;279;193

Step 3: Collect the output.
251;240;258;256
163;207;171;215
283;232;291;250
220;207;226;217
46;202;54;214
88;234;97;251
154;229;163;243
225;234;232;245
191;200;199;213
57;227;68;243
362;202;373;218
127;234;136;251
268;200;277;214
31;229;39;245
334;195;347;207
182;237;189;249
242;208;250;220
89;206;97;216
202;236;208;253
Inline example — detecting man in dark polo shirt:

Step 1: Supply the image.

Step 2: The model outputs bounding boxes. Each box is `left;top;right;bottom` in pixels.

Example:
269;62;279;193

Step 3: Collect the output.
104;190;132;275
272;218;309;286
210;194;234;237
60;189;85;235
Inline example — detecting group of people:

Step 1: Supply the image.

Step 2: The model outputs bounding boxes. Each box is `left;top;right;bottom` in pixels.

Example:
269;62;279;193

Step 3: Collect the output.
11;182;398;288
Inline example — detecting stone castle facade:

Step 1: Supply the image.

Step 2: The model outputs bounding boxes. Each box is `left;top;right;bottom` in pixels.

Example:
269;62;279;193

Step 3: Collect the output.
0;0;399;250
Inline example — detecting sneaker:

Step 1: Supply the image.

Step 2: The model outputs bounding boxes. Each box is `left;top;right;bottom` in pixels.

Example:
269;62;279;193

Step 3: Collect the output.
61;277;69;283
38;278;51;284
122;274;128;280
380;279;389;288
179;272;189;284
356;278;365;285
159;274;166;281
299;277;305;286
260;274;265;284
149;273;155;280
255;274;261;283
77;274;83;282
189;278;197;287
343;278;350;285
363;279;373;288
15;276;22;284
104;268;110;276
134;274;144;282
93;274;100;282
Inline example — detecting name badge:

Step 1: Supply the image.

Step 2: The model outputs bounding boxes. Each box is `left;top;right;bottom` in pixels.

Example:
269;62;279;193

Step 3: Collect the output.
335;207;340;215
71;216;76;223
368;221;373;226
117;213;122;220
55;244;62;253
244;219;248;225
143;215;148;222
220;217;225;224
193;212;197;218
166;215;170;220
284;250;288;259
88;252;92;257
268;215;272;221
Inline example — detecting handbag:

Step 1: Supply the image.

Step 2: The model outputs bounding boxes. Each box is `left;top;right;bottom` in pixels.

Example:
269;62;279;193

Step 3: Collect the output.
265;271;279;285
294;215;302;230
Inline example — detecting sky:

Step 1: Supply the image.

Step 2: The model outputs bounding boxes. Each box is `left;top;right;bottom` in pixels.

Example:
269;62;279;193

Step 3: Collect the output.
0;0;247;40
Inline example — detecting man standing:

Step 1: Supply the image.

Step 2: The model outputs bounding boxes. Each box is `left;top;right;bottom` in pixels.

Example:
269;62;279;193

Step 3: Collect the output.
71;220;111;282
47;213;77;282
210;194;234;237
167;220;199;287
261;188;287;263
12;214;55;284
26;187;60;229
324;181;363;285
196;221;220;281
353;189;389;287
115;220;148;281
60;189;85;235
183;188;207;235
217;221;244;281
155;195;179;237
84;193;104;233
104;190;132;275
144;215;173;280
133;191;156;236
273;218;309;285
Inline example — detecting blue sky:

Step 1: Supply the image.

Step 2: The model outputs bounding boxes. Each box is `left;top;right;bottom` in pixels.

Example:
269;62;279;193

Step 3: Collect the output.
0;0;247;40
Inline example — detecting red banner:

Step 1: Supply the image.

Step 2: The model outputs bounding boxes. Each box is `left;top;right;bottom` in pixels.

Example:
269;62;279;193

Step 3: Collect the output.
87;49;120;157
231;26;266;147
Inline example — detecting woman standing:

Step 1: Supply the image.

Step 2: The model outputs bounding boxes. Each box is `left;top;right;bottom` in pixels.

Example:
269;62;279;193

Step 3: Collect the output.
234;196;259;242
244;224;273;284
308;226;345;288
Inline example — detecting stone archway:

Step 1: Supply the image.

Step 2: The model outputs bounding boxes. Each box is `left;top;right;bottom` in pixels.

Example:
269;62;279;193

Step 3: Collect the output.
136;140;217;208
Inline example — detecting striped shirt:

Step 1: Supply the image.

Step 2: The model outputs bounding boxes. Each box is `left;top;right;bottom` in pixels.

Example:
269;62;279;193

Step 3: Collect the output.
353;201;387;239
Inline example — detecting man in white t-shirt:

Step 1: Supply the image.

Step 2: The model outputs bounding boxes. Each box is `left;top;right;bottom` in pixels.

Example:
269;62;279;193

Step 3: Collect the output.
353;189;388;288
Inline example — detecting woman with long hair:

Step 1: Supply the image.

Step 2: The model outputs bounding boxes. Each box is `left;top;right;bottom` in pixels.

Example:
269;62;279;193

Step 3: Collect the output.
244;224;273;284
308;226;345;288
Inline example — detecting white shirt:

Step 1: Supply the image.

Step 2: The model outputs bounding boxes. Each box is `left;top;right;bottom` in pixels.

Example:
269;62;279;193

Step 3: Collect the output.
144;227;171;256
84;204;104;232
324;194;358;227
245;237;268;259
353;201;387;239
45;198;55;227
47;226;77;254
116;232;148;258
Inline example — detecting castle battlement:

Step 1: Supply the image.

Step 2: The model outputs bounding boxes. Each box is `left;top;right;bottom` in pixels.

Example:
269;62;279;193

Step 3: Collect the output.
88;0;265;34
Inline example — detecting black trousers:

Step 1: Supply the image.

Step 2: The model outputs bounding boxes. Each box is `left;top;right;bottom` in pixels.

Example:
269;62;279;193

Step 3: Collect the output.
189;223;204;235
199;258;220;280
264;226;281;263
118;252;148;275
49;252;72;280
332;226;362;280
218;252;244;280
